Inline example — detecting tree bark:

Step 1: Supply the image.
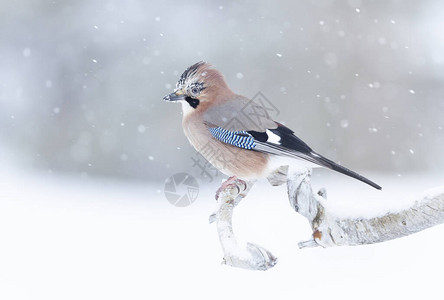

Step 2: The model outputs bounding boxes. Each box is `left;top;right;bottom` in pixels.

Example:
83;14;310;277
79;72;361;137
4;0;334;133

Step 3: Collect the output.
211;177;277;270
210;168;444;270
287;170;444;248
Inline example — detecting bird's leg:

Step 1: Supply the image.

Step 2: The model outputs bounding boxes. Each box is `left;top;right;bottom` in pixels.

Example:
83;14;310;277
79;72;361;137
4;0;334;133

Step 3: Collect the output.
214;176;238;200
211;176;277;271
209;176;254;223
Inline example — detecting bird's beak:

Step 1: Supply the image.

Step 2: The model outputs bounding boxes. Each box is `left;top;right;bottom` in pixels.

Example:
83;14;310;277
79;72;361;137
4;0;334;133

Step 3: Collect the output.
163;91;186;102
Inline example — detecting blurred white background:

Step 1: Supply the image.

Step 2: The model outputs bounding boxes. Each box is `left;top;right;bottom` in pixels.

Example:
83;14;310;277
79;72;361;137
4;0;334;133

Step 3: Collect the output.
1;0;444;180
1;1;443;299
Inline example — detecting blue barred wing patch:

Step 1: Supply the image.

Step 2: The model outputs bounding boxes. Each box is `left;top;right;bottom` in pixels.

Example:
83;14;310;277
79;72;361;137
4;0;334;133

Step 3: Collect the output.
208;127;256;150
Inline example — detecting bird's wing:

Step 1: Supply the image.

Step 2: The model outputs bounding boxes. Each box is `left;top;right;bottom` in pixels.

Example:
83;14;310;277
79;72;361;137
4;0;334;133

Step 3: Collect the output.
204;117;316;163
203;96;278;132
204;115;382;190
203;98;312;158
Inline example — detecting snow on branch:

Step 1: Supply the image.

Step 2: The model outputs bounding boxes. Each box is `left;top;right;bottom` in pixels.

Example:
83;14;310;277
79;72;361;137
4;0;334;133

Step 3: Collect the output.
287;170;444;248
211;177;277;270
210;168;444;271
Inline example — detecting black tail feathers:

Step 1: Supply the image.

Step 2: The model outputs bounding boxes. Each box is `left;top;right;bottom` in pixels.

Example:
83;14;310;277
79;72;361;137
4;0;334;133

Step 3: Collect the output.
310;152;382;190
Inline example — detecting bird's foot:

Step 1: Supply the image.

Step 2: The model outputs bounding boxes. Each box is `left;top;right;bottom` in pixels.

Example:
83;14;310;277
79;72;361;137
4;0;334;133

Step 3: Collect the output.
213;176;274;270
222;242;277;271
215;176;245;200
210;177;249;224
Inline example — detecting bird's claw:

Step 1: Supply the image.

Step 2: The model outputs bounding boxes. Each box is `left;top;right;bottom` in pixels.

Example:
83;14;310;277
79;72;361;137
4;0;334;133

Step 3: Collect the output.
215;176;245;200
222;242;277;271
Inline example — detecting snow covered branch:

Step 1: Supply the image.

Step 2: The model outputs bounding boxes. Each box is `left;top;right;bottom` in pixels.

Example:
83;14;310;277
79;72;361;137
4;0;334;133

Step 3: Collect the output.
210;177;277;271
287;170;444;248
210;168;444;271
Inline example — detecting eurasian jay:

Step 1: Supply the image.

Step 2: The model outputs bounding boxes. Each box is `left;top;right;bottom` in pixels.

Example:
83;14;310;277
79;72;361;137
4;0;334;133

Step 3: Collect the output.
164;62;381;190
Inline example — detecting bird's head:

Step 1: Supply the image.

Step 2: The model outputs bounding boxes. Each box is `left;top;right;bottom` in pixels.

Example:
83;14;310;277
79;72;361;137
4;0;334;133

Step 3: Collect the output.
163;61;232;111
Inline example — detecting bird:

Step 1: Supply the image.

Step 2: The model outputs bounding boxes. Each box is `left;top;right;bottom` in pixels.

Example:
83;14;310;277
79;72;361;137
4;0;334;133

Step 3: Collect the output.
164;61;381;190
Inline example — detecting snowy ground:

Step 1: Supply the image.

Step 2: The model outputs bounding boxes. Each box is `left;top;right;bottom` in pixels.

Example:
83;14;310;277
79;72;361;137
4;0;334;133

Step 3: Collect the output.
0;167;443;300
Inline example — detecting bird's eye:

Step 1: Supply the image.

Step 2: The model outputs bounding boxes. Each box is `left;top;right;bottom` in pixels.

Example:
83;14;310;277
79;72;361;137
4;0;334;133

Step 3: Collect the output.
191;86;200;95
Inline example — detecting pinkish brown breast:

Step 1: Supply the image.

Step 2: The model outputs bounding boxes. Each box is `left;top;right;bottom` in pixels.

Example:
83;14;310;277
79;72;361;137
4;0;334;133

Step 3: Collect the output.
182;111;269;181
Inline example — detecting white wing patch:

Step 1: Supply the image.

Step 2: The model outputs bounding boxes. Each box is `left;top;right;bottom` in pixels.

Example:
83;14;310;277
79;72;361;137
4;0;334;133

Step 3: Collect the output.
266;129;281;144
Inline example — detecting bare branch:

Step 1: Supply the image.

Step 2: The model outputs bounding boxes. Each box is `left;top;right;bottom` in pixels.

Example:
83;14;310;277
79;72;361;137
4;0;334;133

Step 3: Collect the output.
287;170;444;248
212;177;277;271
209;168;444;271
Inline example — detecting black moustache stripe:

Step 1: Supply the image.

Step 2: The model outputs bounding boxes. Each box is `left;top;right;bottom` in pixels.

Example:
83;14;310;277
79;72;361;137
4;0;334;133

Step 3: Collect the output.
185;96;200;109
